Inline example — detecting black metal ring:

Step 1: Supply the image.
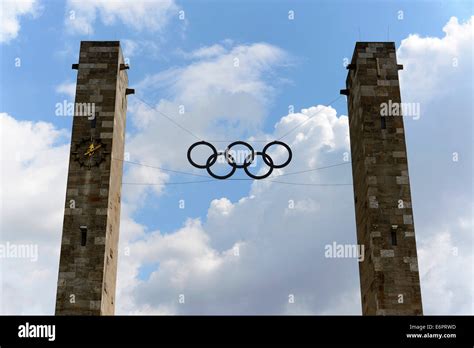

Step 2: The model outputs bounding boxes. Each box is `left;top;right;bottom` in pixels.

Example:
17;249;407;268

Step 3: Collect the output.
224;141;255;169
262;141;292;169
206;152;237;180
187;141;218;169
243;151;274;179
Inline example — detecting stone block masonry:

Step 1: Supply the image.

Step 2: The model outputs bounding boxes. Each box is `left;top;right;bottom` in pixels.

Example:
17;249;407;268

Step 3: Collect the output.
55;41;131;315
343;42;423;315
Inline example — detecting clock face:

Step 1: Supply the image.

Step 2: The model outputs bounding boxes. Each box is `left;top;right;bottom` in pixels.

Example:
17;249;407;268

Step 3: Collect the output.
72;137;107;168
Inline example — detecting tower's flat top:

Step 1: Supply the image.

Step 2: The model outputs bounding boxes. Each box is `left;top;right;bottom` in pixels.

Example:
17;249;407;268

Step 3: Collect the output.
80;41;121;46
355;41;395;47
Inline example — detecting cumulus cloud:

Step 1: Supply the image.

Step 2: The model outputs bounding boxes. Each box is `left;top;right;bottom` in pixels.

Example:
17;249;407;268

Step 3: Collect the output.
115;41;362;314
399;16;473;102
0;0;41;43
117;104;359;315
397;16;473;314
418;220;473;314
65;0;178;35
0;113;69;314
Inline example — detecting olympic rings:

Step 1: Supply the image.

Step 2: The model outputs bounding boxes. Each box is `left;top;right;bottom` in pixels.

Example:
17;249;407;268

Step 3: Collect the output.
244;151;273;179
187;141;217;168
187;140;292;180
205;151;236;180
225;141;255;169
262;141;292;168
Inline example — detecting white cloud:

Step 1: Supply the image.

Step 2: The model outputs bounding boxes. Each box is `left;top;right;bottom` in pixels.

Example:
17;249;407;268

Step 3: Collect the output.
398;16;473;102
116;103;360;315
115;41;361;314
121;39;139;57
397;16;473;314
121;39;161;60
0;0;40;43
134;42;288;135
170;43;288;107
65;0;178;35
184;44;228;59
55;81;76;99
418;218;473;314
0;113;69;314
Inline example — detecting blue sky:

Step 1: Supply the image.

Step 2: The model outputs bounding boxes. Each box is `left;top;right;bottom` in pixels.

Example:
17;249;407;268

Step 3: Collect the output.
2;0;470;232
2;0;471;124
0;0;472;314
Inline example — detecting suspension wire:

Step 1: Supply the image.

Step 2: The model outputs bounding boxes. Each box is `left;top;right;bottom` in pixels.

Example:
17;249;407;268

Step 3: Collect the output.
122;180;352;187
271;162;351;178
118;157;354;187
208;140;269;143
134;95;203;141
269;181;352;186
122;179;216;185
114;157;353;181
112;157;209;178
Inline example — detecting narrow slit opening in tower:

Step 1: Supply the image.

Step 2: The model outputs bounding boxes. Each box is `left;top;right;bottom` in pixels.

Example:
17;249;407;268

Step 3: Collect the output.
391;230;397;246
80;226;87;246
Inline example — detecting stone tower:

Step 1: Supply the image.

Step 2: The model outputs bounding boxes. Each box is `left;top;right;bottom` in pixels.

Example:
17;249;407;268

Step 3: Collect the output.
55;41;132;315
342;42;423;315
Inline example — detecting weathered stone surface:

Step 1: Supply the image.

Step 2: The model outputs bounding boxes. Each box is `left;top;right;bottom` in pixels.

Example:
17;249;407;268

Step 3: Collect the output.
380;249;395;258
55;41;129;315
346;42;423;315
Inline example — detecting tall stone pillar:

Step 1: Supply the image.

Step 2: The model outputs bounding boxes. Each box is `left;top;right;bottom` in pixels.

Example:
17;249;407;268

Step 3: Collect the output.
342;42;423;315
55;41;132;315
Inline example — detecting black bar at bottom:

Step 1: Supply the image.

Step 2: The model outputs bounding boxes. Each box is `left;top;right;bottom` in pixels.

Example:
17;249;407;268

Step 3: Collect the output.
0;315;472;346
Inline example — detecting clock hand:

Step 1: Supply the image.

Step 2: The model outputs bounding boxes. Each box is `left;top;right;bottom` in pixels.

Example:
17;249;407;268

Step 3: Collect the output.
84;143;102;156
